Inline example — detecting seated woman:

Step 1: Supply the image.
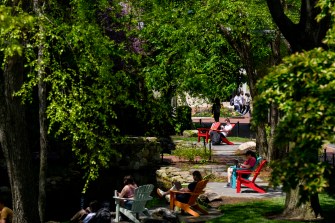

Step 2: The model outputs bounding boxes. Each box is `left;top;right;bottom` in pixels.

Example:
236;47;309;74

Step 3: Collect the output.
70;200;99;223
226;150;257;188
116;175;138;210
156;170;203;203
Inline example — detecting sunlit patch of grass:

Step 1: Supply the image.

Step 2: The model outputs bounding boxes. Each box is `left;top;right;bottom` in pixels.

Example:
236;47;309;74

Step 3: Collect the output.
207;194;335;223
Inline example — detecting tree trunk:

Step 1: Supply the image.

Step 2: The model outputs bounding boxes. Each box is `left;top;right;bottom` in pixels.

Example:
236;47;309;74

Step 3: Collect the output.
266;1;330;218
266;0;330;52
219;25;269;156
34;0;48;221
0;54;40;223
283;187;322;220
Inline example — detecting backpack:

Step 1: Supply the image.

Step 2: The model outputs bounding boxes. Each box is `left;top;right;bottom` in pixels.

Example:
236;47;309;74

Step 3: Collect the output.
210;131;221;145
88;208;111;223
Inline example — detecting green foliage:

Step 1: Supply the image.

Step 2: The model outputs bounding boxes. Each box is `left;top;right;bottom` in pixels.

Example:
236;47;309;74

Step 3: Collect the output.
172;144;210;162
1;0;150;193
192;106;241;117
174;106;192;135
132;0;242;100
254;47;335;201
0;6;35;58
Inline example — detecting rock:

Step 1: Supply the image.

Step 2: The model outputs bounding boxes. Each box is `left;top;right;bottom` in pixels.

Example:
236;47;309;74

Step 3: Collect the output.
144;207;178;223
202;192;222;202
236;141;256;154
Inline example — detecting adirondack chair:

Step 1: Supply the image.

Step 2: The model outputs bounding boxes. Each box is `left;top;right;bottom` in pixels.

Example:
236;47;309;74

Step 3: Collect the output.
197;123;235;145
114;184;154;223
236;159;268;193
230;156;262;189
197;128;210;144
169;180;209;217
213;123;235;145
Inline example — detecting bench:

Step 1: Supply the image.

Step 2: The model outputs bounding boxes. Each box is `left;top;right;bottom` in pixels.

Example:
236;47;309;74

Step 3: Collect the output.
236;159;268;193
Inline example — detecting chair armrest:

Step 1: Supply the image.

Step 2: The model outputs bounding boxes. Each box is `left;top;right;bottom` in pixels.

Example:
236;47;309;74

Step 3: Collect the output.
170;190;204;196
113;196;135;201
170;190;191;195
236;170;252;175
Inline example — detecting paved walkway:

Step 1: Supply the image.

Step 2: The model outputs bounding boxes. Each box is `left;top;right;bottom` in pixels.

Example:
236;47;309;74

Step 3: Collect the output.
153;142;284;223
201;143;284;198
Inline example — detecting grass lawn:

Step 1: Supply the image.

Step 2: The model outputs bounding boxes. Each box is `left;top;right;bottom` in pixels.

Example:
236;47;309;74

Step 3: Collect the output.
207;194;335;223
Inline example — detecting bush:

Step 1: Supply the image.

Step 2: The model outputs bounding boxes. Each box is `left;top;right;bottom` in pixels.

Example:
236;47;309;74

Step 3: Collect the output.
172;144;210;162
192;106;241;117
174;106;192;135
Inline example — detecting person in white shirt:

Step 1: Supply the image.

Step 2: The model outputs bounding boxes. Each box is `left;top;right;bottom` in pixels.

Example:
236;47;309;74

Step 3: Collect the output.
233;92;242;113
220;118;233;137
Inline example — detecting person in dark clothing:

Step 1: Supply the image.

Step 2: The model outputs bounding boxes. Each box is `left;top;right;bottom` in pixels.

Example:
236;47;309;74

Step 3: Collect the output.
211;98;221;122
156;170;203;203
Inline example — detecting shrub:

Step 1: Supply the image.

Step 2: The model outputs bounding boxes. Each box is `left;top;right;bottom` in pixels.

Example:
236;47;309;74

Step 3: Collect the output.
172;144;210;162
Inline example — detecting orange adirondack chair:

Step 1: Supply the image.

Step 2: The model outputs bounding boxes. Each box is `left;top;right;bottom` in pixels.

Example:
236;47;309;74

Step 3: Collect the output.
169;180;209;217
236;159;268;193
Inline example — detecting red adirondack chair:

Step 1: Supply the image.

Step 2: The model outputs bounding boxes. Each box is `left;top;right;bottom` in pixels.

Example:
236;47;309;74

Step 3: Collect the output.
197;128;210;143
236;159;268;193
197;122;235;145
212;123;235;145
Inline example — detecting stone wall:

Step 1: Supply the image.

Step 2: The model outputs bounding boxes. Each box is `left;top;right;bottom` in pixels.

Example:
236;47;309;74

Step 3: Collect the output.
156;167;194;190
112;137;162;170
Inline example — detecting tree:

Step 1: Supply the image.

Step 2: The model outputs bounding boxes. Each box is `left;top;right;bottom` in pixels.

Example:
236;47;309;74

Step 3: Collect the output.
266;0;331;52
1;0;154;221
133;0;241;102
133;0;288;157
260;0;334;219
0;5;41;222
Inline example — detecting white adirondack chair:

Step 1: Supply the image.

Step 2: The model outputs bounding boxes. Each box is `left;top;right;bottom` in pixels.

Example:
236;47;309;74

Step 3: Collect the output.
114;184;154;223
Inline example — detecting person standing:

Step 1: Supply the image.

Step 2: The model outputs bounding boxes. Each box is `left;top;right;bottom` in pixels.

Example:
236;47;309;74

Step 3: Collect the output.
211;98;221;122
243;93;251;115
233;92;242;114
240;91;246;114
0;197;13;223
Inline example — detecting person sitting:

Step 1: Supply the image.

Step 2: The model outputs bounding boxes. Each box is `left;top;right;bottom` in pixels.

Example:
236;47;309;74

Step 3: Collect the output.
116;175;138;210
0;197;13;223
156;170;203;203
209;118;234;145
70;200;99;223
226;150;257;188
87;202;111;223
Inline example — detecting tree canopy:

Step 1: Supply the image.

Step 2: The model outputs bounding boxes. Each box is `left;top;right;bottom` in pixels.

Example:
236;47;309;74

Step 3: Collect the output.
253;0;335;218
